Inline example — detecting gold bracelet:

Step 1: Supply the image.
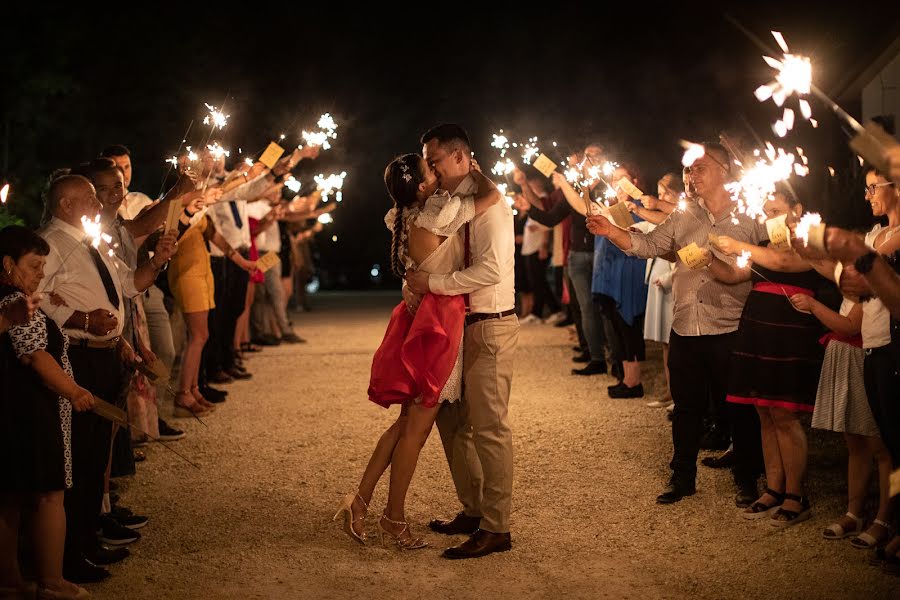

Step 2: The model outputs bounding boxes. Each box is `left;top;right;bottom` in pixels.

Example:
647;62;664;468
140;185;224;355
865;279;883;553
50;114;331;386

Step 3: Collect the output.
83;312;90;333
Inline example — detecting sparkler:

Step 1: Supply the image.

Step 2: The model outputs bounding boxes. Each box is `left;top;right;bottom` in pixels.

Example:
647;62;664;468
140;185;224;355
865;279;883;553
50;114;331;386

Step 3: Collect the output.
314;172;347;202
795;212;823;247
203;103;229;130
317;213;334;224
728;18;866;137
284;176;302;193
491;159;516;177
724;143;805;221
158;120;194;199
301;113;338;150
729;247;811;313
1;183;9;204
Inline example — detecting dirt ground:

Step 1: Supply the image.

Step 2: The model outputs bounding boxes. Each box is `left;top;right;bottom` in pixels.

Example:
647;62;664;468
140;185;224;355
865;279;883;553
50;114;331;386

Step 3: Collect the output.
95;292;899;599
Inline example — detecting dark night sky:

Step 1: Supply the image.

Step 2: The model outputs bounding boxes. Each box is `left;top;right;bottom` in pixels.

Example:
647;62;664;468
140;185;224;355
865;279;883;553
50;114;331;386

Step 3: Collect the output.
3;2;899;287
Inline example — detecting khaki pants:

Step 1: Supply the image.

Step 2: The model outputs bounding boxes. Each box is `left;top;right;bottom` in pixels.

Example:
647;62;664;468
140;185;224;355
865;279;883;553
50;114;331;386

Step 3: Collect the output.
436;314;518;533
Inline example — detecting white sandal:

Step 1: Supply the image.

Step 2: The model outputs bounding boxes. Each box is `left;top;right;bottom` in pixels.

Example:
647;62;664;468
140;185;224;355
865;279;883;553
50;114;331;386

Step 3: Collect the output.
822;512;863;539
850;519;891;549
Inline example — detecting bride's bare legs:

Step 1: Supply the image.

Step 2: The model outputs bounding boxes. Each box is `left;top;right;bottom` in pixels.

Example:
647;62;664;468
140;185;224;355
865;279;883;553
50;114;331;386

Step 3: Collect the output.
349;408;408;536
383;402;440;537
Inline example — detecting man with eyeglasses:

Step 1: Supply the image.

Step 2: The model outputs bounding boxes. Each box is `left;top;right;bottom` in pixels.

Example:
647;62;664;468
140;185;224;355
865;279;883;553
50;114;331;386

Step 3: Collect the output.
587;142;767;506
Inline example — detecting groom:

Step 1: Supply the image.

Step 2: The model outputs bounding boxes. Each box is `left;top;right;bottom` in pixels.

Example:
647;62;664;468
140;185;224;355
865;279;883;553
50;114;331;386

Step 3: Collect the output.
406;123;519;559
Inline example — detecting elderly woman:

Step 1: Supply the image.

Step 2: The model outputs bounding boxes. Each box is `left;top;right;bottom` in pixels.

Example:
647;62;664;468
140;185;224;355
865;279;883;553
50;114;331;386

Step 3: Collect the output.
0;225;95;600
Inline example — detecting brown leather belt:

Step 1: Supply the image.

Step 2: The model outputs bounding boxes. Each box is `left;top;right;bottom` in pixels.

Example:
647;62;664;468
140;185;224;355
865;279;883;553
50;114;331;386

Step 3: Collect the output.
465;309;516;327
72;336;120;349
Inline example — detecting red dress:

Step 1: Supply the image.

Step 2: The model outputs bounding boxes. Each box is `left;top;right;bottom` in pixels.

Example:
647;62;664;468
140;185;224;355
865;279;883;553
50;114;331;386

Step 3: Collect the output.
368;293;465;409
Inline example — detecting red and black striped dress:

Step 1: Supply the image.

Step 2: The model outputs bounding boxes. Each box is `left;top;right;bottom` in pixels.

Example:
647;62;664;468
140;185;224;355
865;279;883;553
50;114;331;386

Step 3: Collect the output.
726;257;825;412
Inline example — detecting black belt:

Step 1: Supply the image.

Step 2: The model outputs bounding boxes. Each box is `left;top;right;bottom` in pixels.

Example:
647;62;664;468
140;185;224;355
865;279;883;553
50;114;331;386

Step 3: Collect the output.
465;309;516;326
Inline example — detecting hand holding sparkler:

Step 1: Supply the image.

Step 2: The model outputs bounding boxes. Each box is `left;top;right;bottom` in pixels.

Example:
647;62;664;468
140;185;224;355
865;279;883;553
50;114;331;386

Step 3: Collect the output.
67;386;95;413
788;293;816;313
714;235;745;256
152;231;179;264
586;214;613;237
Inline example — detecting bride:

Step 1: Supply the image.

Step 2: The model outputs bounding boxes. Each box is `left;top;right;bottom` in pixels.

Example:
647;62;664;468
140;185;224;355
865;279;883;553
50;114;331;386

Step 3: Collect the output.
334;153;500;549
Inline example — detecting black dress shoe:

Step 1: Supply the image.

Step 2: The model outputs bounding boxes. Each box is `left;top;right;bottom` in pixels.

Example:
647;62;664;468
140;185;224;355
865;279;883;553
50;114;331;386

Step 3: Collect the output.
442;530;512;559
701;449;734;469
734;479;759;508
428;512;481;535
208;371;234;384
572;352;591;363
281;332;307;344
609;383;644;399
656;478;696;504
199;386;228;401
699;430;731;451
225;368;252;380
252;335;281;347
572;361;608;376
64;556;110;583
86;544;130;565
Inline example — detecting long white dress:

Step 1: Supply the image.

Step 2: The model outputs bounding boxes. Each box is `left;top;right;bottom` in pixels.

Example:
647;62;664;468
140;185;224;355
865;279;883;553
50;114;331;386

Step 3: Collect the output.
384;191;475;403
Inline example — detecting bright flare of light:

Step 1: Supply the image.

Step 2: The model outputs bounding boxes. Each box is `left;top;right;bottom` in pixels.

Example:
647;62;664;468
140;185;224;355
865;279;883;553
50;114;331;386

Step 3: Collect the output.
80;215;113;249
284;176;302;193
206;142;230;159
0;183;8;204
203;103;229;130
681;142;705;167
725;145;806;220
492;159;516;176
302;113;338;150
756;32;813;134
165;156;178;167
677;199;688;212
314;171;347;197
244;158;254;167
795;212;822;247
736;250;752;269
317;213;334;224
186;146;199;162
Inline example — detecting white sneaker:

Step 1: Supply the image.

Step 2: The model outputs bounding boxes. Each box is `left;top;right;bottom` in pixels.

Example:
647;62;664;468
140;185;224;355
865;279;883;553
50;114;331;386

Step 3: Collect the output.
646;399;674;408
544;311;567;325
520;314;543;324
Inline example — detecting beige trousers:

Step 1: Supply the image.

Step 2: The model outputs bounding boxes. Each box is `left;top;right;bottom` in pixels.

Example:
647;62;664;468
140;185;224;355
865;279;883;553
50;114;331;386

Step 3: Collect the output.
436;314;518;533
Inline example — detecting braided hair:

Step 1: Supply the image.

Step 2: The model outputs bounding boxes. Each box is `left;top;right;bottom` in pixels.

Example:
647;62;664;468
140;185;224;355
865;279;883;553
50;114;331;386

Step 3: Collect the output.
384;154;426;279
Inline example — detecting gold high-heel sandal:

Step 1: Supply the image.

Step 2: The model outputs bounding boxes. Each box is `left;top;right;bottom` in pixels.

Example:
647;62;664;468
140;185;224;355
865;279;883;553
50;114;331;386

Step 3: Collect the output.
377;514;428;550
173;391;210;418
333;492;368;544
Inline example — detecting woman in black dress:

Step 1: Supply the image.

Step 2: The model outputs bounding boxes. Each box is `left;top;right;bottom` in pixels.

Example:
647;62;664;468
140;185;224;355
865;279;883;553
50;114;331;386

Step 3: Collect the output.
708;191;826;527
0;225;94;600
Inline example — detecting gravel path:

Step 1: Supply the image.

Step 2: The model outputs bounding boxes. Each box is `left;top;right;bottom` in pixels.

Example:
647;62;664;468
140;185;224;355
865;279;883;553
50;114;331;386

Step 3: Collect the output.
96;292;899;599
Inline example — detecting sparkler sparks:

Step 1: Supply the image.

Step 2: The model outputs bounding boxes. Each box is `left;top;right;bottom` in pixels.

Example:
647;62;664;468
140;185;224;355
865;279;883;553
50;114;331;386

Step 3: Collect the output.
301;113;338;150
681;141;705;167
0;183;9;204
202;103;229;130
206;142;230;160
314;171;347;200
795;212;822;247
735;250;752;269
81;215;113;249
755;32;814;136
491;159;516;176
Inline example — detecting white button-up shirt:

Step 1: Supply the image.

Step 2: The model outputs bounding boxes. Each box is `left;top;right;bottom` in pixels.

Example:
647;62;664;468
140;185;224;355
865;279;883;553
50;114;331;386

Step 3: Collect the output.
207;173;272;256
118;191;154;220
38;217;139;341
245;201;281;253
428;176;516;313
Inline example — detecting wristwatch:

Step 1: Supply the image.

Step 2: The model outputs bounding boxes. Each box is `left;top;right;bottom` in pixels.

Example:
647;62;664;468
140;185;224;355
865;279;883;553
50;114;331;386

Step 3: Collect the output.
854;251;879;274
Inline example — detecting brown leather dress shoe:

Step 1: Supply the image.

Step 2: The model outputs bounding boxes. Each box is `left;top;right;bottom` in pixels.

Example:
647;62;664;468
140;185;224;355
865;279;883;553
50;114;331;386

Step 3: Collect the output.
428;512;481;535
442;529;512;559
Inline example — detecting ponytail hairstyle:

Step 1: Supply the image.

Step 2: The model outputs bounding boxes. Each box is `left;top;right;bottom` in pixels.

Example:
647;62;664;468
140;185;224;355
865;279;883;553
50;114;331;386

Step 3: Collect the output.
384;153;426;279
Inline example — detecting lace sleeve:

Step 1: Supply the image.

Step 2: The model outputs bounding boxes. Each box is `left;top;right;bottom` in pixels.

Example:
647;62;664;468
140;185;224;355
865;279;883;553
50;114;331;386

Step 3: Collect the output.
413;191;476;237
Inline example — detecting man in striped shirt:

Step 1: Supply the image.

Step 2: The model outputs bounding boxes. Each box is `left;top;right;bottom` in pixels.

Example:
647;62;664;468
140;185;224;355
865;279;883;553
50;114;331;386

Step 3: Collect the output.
587;143;767;506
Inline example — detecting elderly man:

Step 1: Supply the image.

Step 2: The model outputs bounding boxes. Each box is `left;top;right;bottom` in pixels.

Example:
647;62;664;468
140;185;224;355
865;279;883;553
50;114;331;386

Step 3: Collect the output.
38;174;176;583
587;142;766;507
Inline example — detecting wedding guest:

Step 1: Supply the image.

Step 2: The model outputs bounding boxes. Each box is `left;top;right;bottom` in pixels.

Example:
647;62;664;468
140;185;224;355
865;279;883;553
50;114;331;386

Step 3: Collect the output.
1;225;95;599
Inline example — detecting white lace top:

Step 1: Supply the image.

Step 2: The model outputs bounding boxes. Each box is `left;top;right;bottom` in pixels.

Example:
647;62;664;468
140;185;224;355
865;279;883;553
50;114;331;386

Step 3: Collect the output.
384;191;476;270
383;191;476;403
